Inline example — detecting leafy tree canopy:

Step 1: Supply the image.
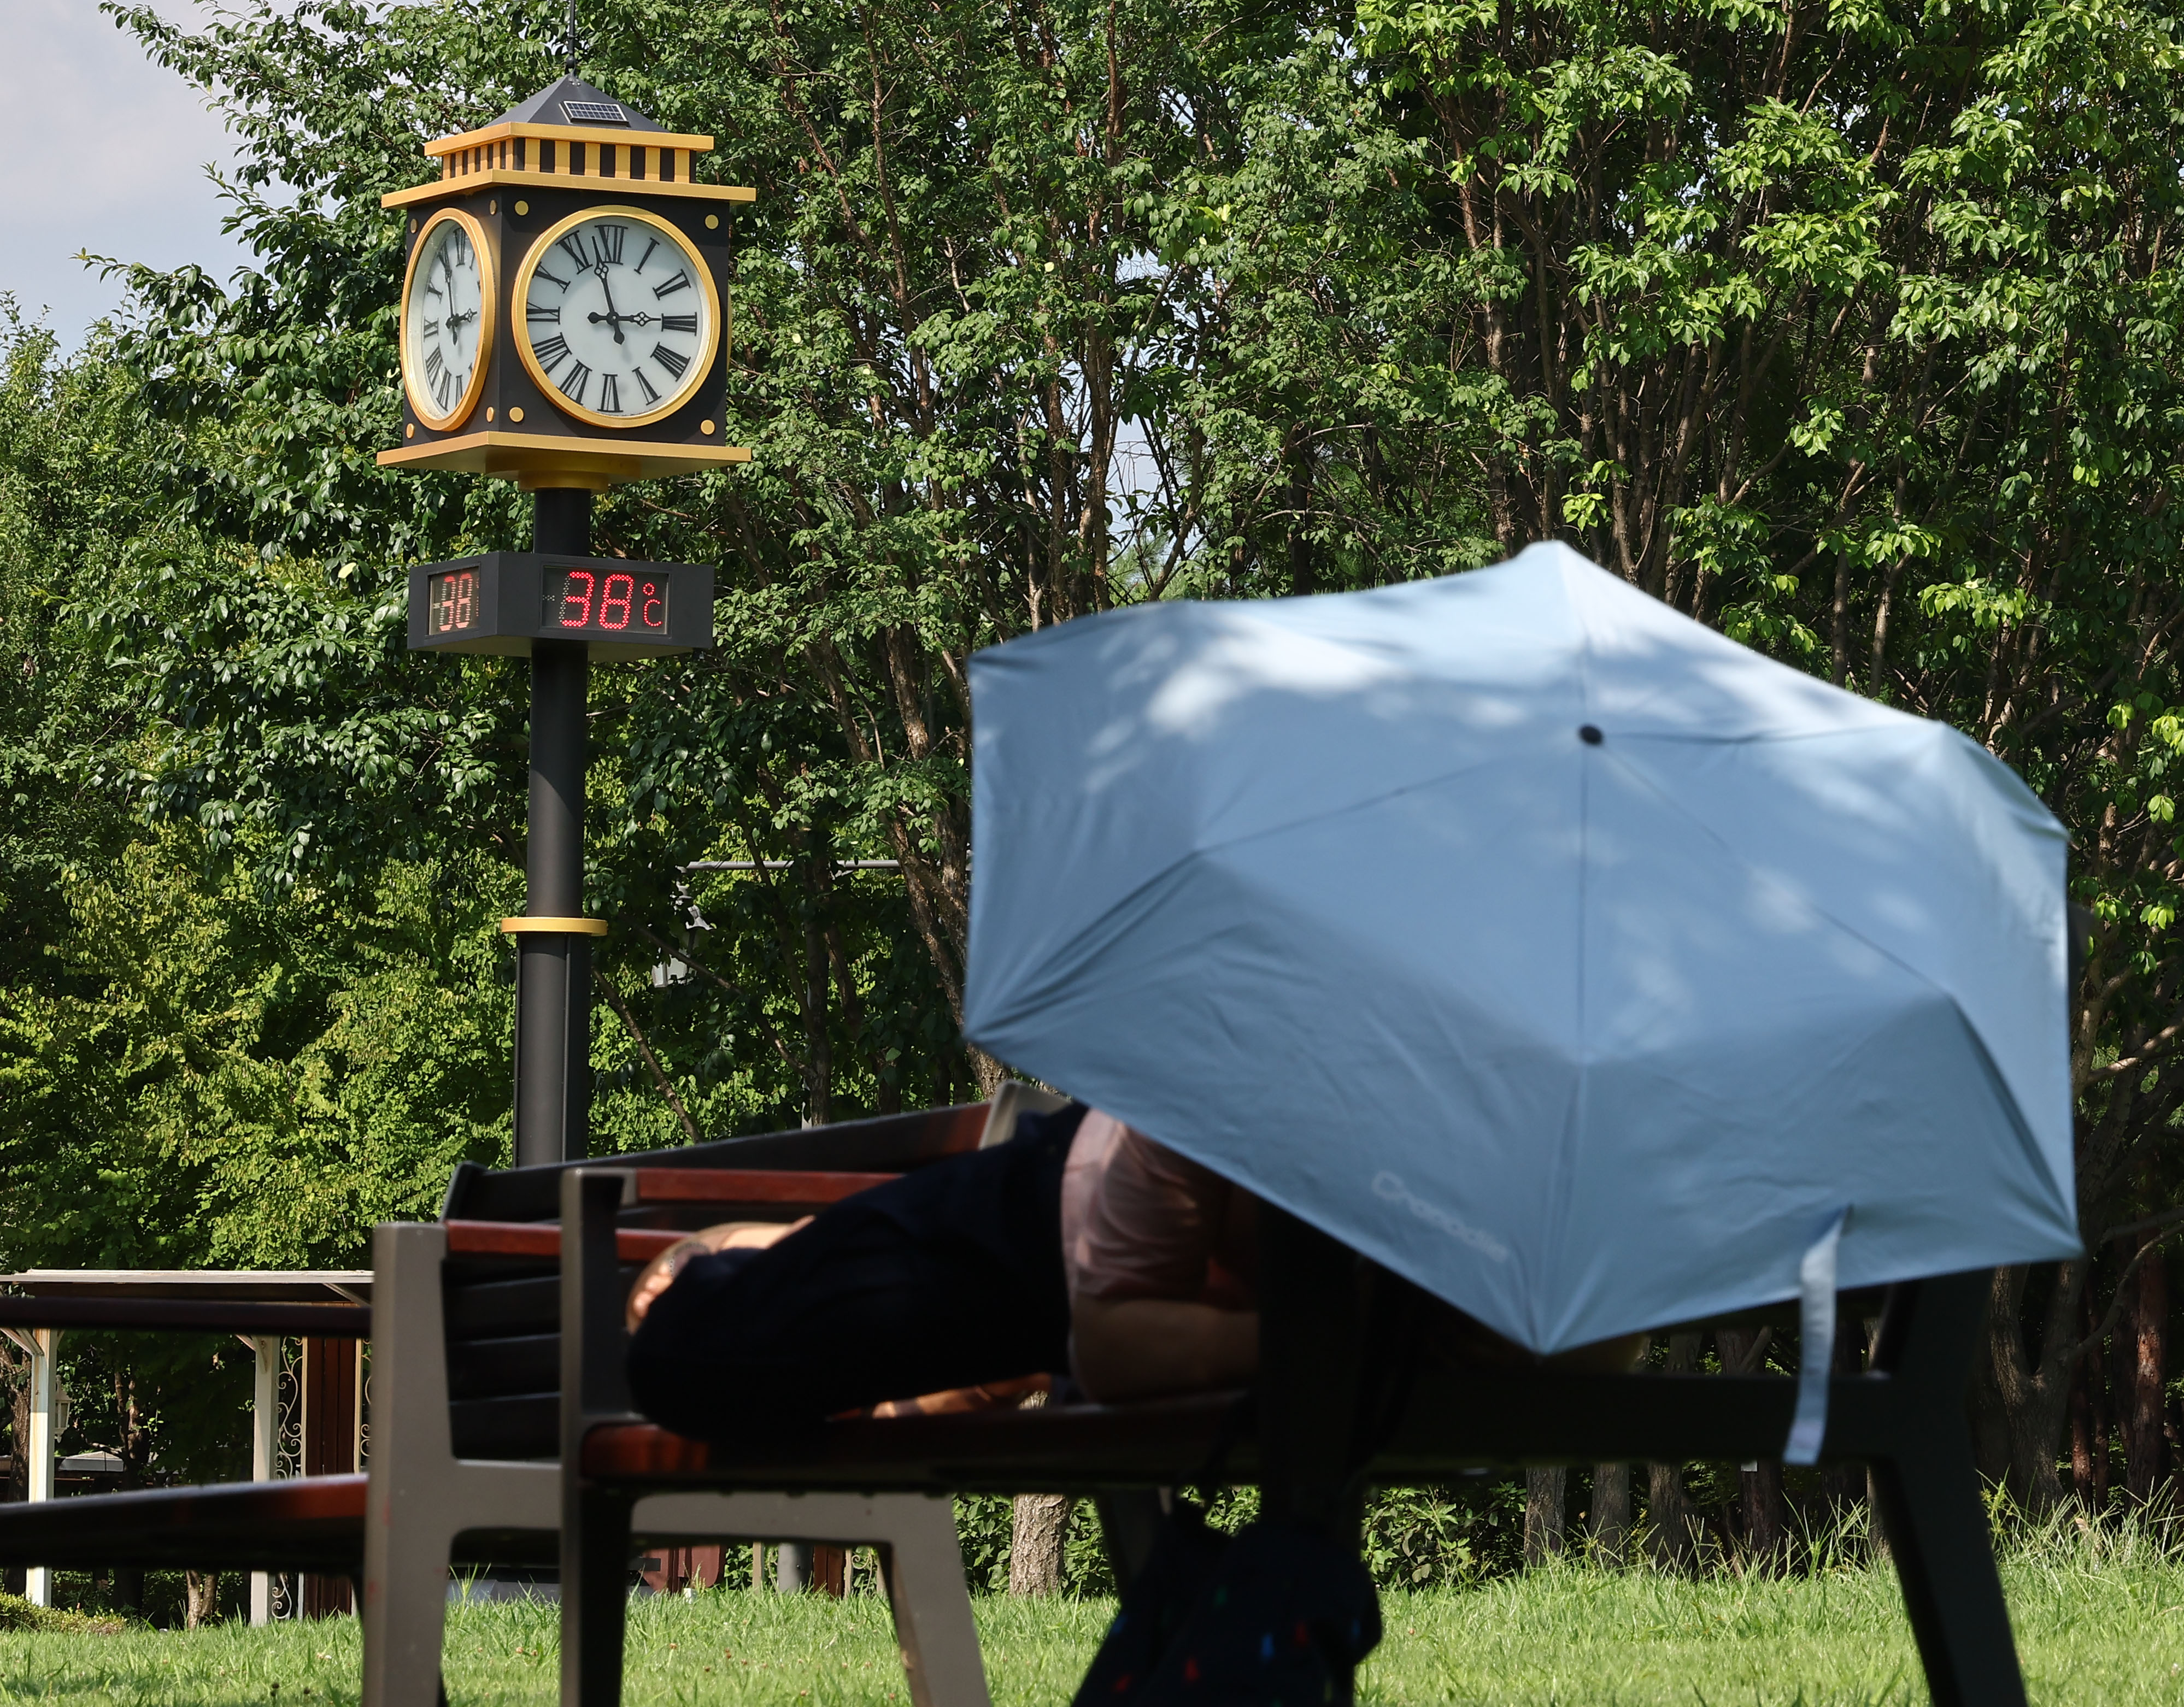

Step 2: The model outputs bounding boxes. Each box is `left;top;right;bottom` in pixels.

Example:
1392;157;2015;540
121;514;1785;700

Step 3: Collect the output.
4;0;2184;1511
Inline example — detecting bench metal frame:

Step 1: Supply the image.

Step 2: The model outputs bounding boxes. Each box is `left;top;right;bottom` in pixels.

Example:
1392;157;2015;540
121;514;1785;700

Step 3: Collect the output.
364;1219;988;1707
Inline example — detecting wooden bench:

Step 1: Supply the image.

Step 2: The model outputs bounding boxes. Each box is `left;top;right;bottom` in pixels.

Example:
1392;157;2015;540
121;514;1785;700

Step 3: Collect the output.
0;1094;1053;1707
548;1159;2029;1707
0;1291;379;1608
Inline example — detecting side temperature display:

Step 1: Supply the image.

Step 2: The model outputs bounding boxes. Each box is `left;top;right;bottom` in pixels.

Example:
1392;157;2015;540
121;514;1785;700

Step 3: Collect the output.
426;566;480;635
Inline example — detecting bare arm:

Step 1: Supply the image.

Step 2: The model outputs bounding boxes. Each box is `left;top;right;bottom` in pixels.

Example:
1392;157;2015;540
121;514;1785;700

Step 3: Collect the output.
1070;1294;1259;1403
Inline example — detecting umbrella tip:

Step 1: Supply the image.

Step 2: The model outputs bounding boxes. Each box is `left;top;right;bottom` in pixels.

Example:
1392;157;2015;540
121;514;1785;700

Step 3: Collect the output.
1579;724;1604;745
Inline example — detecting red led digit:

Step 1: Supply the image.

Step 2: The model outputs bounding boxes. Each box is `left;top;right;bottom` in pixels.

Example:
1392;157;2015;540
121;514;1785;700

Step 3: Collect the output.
560;570;594;627
453;570;475;629
600;573;633;631
639;580;664;629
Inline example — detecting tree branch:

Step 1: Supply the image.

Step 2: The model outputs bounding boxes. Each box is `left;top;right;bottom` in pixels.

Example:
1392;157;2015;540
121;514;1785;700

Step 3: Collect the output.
593;967;701;1147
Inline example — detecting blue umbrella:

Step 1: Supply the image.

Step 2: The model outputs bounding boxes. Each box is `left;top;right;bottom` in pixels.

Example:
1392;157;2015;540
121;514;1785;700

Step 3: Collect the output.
962;543;2077;1391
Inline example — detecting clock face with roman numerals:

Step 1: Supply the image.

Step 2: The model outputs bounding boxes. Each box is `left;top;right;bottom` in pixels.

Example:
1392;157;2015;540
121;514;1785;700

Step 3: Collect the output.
512;205;720;431
401;208;496;431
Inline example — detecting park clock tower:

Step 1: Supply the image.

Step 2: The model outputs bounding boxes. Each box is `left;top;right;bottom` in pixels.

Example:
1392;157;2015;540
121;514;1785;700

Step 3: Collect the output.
384;73;748;1166
379;73;750;490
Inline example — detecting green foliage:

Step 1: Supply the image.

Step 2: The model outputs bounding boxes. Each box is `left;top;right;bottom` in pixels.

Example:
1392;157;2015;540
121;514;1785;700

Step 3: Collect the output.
9;0;2184;1521
0;1594;125;1635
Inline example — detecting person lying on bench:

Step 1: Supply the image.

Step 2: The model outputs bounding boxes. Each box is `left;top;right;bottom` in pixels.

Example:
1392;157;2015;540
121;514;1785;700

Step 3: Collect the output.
623;1101;1637;1445
623;1102;1264;1443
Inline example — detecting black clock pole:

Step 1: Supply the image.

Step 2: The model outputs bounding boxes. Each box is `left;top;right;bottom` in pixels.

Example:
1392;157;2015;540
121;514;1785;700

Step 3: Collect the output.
516;487;594;1166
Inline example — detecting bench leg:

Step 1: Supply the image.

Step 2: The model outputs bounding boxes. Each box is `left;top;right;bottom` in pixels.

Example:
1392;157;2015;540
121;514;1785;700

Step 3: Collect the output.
1258;1206;1369;1707
876;1497;993;1707
1870;1441;2028;1707
1091;1490;1167;1590
630;1490;992;1707
1259;1205;1366;1545
562;1487;633;1707
362;1514;456;1707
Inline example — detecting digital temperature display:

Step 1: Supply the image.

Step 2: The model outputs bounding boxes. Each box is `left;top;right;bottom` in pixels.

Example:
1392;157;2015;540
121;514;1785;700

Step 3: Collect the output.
406;552;713;659
543;568;669;637
427;567;481;636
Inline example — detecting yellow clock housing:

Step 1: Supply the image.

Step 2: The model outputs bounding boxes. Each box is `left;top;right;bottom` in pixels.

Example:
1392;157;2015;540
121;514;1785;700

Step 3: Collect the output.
377;74;752;490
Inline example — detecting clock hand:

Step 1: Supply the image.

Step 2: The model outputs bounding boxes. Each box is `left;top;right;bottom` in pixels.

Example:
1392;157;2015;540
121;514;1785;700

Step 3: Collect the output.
588;270;629;344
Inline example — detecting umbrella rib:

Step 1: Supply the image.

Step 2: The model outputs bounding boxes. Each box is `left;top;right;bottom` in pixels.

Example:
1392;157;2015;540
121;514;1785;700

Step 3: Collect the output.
1591;744;1991;1033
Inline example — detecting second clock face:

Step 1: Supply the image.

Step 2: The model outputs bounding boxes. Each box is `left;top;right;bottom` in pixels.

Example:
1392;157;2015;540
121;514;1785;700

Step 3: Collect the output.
514;206;720;429
402;209;495;430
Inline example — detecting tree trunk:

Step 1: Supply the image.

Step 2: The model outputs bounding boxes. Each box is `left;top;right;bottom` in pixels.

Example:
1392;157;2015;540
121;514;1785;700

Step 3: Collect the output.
1588;1464;1630;1565
1988;1263;2079;1512
184;1571;220;1628
1647;1332;1703;1572
1647;1462;1700;1572
2125;1237;2167;1502
1969;1320;2014;1488
1739;1463;1785;1572
1821;1318;1868;1519
1523;1467;1567;1566
1008;1494;1071;1595
2071;1347;2099;1507
1715;1327;1784;1570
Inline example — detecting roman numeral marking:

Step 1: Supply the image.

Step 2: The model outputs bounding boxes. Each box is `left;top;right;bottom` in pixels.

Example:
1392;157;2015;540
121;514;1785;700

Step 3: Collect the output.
653;270;691;299
533;333;571;372
632;367;660;404
661;313;697;333
600;373;622;413
435;368;455;408
557;234;590;270
424;347;444;381
652;342;689;379
562;360;592;407
536;265;571;290
526;302;560;322
425;284;443;297
636;238;658;274
424;319;441;337
590;224;626;267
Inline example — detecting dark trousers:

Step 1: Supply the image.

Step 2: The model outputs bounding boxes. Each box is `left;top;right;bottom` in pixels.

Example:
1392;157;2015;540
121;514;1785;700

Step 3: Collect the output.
627;1104;1088;1445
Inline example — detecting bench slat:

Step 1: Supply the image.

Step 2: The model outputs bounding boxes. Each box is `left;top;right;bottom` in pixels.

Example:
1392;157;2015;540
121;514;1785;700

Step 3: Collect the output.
572;1369;1851;1497
449;1393;562;1460
0;1473;561;1574
445;1221;685;1262
444;1272;565;1340
0;1475;369;1575
630;1168;896;1205
447;1332;559;1400
447;1103;988;1222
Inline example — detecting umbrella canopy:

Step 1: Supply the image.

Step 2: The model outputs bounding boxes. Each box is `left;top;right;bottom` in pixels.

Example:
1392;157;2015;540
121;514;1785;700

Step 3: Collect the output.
962;543;2079;1354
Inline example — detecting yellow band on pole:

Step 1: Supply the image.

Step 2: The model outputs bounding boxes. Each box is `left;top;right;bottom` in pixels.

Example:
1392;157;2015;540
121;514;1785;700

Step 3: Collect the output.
500;916;609;936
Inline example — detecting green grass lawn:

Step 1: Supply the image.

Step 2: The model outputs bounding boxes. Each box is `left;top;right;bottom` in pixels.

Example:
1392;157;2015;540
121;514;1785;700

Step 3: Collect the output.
4;1558;2183;1706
